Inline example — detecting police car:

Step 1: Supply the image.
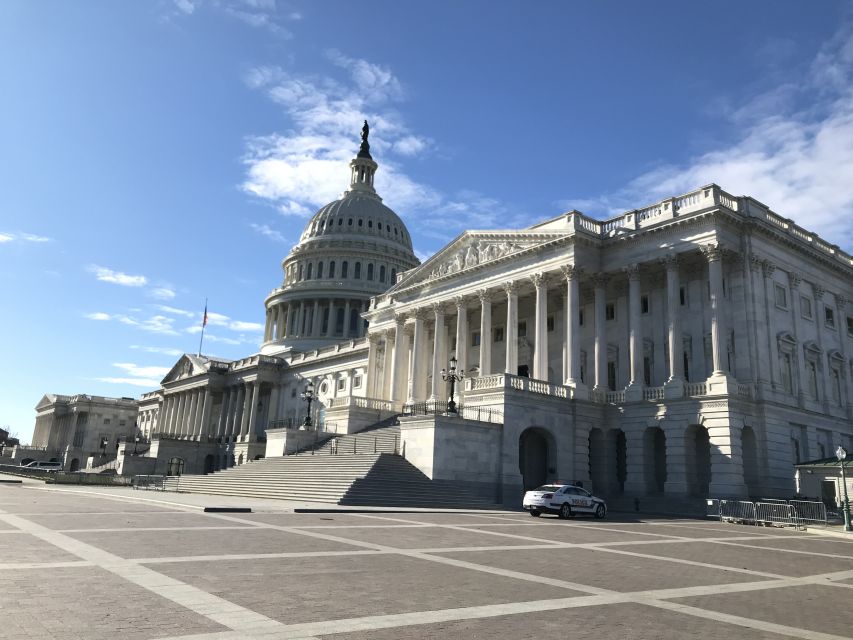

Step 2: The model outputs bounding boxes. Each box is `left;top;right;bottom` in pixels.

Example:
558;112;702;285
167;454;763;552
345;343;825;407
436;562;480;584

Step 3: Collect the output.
522;484;607;519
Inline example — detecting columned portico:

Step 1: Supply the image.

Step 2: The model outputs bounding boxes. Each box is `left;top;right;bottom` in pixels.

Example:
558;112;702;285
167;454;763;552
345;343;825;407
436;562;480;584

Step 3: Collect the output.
561;265;585;396
430;304;445;400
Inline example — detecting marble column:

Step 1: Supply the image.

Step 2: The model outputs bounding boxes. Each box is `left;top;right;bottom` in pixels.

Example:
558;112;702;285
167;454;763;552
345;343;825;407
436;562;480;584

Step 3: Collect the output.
408;310;426;403
626;264;644;399
174;393;187;437
592;274;608;392
198;389;212;438
276;305;286;339
264;309;272;342
343;300;352;339
661;254;684;396
230;385;245;439
312;300;322;337
504;283;518;375
186;390;199;438
430;303;446;400
531;273;549;381
703;244;734;394
239;382;252;440
478;290;492;376
246;382;260;441
267;383;280;426
366;333;380;397
389;315;406;404
285;304;295;338
561;265;584;391
382;331;394;399
454;296;469;378
216;389;230;438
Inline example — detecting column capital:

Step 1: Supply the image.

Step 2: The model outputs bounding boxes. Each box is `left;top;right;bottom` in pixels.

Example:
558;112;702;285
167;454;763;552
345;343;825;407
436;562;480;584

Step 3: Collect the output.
452;295;469;309
591;273;609;288
367;332;381;346
659;253;680;270
788;271;802;288
749;254;763;272
529;272;548;288
623;263;641;280
393;312;406;326
502;281;518;295
560;264;583;281
813;284;825;300
837;295;847;310
762;259;776;277
410;308;428;321
476;289;493;304
431;301;447;316
700;243;724;262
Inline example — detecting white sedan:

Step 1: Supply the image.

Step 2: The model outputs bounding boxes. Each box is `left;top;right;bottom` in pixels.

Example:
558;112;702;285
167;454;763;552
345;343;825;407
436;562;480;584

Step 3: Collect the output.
522;484;607;519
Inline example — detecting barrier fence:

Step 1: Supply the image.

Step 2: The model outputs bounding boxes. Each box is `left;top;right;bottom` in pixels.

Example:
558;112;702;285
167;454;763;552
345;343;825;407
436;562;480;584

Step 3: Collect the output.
132;475;166;491
709;497;827;529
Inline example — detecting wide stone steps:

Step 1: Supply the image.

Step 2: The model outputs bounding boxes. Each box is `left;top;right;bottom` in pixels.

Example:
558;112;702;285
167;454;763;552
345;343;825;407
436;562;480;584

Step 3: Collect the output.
165;452;497;508
296;424;401;456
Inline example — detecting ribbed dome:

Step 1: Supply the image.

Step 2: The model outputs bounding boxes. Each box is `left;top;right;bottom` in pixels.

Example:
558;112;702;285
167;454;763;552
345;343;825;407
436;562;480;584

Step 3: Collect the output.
298;192;414;251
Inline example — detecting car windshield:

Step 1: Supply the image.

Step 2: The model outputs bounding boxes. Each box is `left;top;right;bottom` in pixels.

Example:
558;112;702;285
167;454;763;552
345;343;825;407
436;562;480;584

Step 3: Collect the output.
533;485;563;492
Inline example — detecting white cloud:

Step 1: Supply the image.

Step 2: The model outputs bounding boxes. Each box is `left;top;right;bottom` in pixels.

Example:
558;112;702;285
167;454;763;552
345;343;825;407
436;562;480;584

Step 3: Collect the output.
149;287;176;300
130;345;184;357
249;222;287;242
173;0;199;15
85;312;112;321
87;265;148;287
156;305;195;318
113;362;172;378
199;333;243;345
563;23;853;251
94;361;172;388
84;311;179;335
0;231;52;244
229;320;263;332
95;377;162;388
240;55;534;243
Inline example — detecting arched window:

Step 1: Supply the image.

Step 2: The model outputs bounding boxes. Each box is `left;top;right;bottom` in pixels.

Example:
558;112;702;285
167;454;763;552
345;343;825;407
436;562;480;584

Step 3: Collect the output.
358;219;363;227
297;263;304;281
367;263;374;281
354;262;362;279
379;265;386;282
342;261;349;278
329;261;336;278
378;222;383;230
338;218;343;226
348;218;353;226
317;262;324;279
306;263;313;279
368;220;373;228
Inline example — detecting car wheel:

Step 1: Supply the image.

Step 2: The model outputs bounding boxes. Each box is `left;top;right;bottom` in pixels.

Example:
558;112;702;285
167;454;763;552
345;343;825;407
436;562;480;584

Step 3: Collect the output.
594;504;606;519
559;503;573;520
529;510;541;517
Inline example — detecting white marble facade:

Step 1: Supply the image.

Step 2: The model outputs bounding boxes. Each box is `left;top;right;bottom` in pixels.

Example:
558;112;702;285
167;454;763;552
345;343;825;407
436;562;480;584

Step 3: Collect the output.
116;129;853;505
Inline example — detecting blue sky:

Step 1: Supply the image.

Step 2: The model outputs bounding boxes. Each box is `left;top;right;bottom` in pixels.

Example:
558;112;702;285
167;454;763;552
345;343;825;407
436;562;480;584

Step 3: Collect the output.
2;1;851;443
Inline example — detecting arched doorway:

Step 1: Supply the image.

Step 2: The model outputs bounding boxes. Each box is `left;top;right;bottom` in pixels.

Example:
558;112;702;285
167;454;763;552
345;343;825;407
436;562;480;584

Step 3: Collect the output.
167;457;185;476
519;428;551;491
238;453;244;465
69;458;80;472
203;454;215;474
685;425;711;497
643;427;667;494
742;426;759;497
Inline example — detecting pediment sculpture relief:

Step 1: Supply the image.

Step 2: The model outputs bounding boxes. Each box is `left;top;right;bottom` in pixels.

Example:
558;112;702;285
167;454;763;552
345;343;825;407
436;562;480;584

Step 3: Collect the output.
424;239;532;281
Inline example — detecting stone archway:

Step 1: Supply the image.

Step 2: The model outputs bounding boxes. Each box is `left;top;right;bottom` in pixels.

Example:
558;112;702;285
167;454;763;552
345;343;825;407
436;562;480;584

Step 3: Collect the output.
69;458;80;473
685;425;711;497
644;427;667;494
742;426;759;497
203;454;215;474
167;457;185;477
518;427;553;491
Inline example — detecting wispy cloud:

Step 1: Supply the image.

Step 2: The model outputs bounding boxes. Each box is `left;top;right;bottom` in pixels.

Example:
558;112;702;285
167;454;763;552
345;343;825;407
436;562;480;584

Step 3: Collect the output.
240;53;528;244
249;222;287;242
0;231;52;244
84;311;179;335
560;22;853;251
87;265;148;287
172;0;297;35
95;362;171;388
130;345;184;357
149;287;176;300
155;305;195;318
184;310;263;334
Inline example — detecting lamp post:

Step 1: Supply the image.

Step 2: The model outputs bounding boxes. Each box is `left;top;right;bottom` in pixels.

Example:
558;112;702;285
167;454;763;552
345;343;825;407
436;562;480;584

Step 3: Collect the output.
300;381;315;430
100;436;108;458
440;355;464;414
836;446;852;532
133;435;140;455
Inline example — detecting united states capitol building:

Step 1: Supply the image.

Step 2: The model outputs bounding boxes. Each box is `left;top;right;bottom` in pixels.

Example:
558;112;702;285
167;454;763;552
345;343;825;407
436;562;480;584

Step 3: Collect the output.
33;124;853;506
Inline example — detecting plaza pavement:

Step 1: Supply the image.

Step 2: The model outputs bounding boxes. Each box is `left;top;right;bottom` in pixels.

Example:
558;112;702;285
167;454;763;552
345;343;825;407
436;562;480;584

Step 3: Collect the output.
1;480;853;639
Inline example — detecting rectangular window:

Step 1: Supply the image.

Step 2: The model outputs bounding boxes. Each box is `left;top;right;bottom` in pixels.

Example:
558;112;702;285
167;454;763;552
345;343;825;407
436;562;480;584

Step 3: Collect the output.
780;353;793;393
578;309;584;326
679;286;687;306
605;303;615;321
774;284;788;309
607;361;617;391
337;378;346;391
643;356;652;386
472;331;481;347
546;315;554;332
518;321;527;338
807;361;819;398
825;306;836;328
641;295;649;314
103;418;110;425
353;376;362;389
493;327;504;343
801;296;813;320
847;316;853;337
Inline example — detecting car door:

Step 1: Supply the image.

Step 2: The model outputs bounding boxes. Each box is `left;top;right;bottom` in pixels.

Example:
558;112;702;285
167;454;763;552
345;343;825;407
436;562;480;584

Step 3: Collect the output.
566;487;592;511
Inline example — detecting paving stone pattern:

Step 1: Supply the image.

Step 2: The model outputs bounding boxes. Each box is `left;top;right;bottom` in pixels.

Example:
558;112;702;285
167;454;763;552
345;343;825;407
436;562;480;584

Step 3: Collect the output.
1;483;852;640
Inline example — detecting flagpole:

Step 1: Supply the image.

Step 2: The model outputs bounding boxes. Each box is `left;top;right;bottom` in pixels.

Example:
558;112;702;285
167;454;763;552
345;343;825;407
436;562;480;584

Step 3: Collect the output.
198;298;208;357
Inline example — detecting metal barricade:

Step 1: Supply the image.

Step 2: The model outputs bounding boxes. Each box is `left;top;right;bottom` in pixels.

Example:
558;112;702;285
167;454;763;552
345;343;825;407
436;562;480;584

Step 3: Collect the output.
790;500;827;528
133;475;166;491
755;502;802;529
719;499;757;525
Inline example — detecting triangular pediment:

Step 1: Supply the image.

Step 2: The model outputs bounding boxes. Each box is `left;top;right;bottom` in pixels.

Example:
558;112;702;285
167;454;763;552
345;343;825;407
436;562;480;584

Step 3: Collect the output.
161;355;202;384
389;230;569;292
35;394;60;411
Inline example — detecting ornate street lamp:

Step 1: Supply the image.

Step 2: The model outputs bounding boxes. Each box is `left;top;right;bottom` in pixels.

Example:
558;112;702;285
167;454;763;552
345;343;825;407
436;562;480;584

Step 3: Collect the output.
100;436;109;458
300;381;315;430
441;355;464;414
133;435;140;455
836;446;852;532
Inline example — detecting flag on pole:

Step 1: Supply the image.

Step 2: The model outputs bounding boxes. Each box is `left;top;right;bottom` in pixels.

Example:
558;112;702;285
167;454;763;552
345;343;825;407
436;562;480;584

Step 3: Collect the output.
202;302;208;328
198;298;208;357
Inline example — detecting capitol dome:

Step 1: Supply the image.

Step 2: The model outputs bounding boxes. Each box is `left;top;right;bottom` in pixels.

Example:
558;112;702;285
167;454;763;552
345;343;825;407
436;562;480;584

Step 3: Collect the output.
260;122;420;354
